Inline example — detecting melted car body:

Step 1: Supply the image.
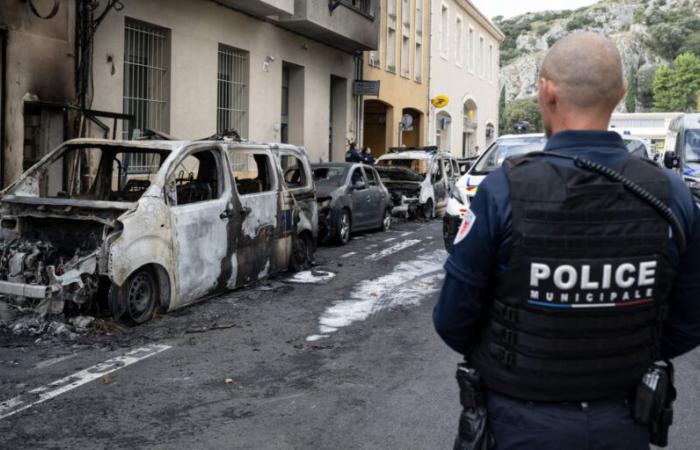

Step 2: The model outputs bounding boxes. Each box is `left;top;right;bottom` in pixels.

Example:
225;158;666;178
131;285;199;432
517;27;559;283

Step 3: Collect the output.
0;139;316;323
375;147;458;219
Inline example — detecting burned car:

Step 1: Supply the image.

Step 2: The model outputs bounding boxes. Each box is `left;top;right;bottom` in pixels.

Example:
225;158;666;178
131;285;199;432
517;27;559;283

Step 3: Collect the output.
0;139;316;324
375;147;456;219
312;163;392;245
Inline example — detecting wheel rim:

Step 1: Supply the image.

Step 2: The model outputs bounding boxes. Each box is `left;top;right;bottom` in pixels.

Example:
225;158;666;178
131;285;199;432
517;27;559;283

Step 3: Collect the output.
383;211;391;230
340;213;350;242
127;272;155;322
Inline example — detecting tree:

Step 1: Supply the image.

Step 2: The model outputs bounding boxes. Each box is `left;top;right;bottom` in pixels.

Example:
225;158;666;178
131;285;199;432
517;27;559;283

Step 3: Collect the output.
636;66;657;111
653;53;700;112
625;68;637;113
503;97;542;134
498;87;507;134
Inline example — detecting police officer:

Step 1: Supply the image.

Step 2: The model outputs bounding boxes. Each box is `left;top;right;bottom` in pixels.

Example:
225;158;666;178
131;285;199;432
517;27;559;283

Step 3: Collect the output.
434;32;700;450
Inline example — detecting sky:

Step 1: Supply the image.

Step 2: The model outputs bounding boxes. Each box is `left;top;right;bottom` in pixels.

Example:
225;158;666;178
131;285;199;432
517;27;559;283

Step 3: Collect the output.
471;0;599;20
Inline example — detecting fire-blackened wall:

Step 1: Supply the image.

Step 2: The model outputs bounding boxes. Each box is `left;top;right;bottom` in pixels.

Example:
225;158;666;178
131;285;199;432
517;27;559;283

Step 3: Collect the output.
0;0;75;187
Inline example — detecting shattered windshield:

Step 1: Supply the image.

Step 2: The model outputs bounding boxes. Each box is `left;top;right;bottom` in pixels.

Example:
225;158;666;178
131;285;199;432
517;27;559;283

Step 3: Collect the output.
684;130;700;163
21;145;166;202
313;167;348;186
376;158;430;177
472;136;547;175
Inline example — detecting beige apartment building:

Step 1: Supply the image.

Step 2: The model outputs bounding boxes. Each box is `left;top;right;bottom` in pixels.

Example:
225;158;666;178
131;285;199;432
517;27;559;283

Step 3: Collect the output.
362;0;431;155
429;0;503;157
1;0;379;186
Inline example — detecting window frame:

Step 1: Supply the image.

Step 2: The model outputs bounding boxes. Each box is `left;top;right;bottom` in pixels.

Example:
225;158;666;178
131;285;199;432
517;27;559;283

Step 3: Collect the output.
227;148;279;197
165;145;227;207
277;150;312;192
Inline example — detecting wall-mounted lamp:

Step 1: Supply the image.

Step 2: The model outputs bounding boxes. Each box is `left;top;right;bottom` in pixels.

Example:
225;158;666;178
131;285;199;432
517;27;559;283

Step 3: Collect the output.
263;55;275;72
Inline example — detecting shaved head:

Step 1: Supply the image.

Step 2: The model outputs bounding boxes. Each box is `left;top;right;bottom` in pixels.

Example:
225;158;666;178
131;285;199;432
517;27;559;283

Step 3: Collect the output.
538;32;626;136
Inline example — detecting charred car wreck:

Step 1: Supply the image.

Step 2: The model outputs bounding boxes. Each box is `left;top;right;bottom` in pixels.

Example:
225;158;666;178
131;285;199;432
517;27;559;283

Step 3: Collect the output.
0;139;317;324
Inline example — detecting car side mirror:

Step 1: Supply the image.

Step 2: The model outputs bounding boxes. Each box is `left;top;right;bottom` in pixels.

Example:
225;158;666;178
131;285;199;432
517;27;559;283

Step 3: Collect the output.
353;180;366;190
663;151;681;169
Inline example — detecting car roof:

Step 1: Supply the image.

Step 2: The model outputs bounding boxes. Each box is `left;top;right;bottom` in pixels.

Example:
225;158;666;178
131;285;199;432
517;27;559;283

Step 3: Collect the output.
378;151;434;160
497;133;546;140
312;162;355;168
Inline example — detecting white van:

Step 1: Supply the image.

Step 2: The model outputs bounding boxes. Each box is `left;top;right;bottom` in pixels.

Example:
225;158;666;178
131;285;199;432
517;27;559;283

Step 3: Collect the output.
662;114;700;199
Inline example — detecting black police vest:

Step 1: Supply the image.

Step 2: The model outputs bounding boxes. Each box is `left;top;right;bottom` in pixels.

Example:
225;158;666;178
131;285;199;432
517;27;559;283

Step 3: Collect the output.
470;154;676;402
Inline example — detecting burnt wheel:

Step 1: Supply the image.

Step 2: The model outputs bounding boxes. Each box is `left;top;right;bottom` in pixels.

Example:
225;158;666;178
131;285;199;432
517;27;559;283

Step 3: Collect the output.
290;233;313;272
112;268;158;325
335;209;351;245
422;199;435;220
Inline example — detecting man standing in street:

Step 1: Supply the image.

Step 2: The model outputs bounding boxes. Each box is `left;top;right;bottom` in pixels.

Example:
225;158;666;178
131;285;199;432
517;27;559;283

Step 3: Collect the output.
434;32;700;450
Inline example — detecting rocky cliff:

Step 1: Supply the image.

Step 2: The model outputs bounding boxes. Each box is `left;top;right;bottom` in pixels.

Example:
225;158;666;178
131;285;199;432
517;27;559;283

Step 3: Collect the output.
497;0;700;111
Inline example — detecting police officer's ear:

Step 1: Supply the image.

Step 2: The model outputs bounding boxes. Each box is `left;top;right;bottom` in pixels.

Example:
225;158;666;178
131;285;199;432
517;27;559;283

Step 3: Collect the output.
538;77;558;109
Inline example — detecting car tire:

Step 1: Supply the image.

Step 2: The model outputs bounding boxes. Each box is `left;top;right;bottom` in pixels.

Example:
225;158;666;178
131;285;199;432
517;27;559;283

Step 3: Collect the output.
290;233;313;272
335;209;351;245
110;267;158;325
380;208;392;232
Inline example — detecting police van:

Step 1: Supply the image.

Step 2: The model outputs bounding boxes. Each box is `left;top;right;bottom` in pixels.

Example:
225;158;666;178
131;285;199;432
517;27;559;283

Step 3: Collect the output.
662;113;700;201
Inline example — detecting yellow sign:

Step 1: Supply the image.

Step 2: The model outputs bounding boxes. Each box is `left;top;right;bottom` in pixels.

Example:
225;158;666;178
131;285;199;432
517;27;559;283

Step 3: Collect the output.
431;95;449;109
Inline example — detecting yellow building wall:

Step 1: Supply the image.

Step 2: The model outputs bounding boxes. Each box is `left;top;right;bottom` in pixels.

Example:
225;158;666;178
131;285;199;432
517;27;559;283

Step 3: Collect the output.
362;0;430;156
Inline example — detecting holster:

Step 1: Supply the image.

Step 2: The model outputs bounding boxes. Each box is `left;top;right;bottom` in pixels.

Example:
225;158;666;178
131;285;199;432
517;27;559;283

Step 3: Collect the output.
632;361;677;447
453;363;493;450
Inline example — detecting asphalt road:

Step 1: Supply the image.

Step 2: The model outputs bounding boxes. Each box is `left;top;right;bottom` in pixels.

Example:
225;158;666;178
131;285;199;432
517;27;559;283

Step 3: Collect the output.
0;219;698;449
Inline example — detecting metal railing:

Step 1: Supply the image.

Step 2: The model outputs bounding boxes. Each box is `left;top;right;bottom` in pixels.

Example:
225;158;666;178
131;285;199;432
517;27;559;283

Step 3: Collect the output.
217;44;249;137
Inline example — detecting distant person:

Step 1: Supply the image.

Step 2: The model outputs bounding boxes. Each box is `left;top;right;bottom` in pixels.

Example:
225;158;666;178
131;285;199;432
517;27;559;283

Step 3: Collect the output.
345;142;362;163
362;146;375;165
435;32;700;450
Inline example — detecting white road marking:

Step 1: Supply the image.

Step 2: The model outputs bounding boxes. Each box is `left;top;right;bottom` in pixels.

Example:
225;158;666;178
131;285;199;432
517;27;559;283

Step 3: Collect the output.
307;249;447;341
400;232;413;237
383;237;396;242
34;354;77;370
340;252;357;259
365;239;421;262
0;344;171;420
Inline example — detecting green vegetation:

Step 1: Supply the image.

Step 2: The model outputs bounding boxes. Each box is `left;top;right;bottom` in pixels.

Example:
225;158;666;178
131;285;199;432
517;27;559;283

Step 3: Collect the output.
636;66;657;110
502;97;542;134
645;7;700;60
625;68;638;112
498;88;507;134
653;53;700;112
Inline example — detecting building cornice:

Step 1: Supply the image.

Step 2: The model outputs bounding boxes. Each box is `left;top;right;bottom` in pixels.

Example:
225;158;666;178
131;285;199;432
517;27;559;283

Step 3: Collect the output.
454;0;505;42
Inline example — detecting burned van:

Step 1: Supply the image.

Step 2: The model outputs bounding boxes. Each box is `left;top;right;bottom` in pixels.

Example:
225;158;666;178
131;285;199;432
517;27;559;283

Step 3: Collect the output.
0;139;315;324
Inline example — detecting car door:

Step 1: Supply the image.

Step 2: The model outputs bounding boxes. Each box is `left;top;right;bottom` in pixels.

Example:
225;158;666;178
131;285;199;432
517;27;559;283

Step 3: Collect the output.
228;147;286;285
432;157;448;209
275;146;318;240
362;166;385;227
166;144;236;305
349;166;372;229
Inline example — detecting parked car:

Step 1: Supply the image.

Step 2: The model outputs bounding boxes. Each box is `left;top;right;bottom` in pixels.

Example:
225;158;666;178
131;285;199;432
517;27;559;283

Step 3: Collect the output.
312;163;392;245
456;156;478;175
662;113;700;201
443;134;547;253
375;146;458;219
0;138;316;324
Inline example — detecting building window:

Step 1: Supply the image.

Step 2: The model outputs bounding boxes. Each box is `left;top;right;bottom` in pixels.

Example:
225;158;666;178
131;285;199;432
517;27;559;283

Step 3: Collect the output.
281;65;290;143
339;0;374;16
479;36;484;77
123;19;169;172
455;16;463;66
387;0;397;72
217;44;249;137
369;50;380;67
469;27;475;71
440;4;449;58
414;0;423;81
400;0;410;77
488;44;494;81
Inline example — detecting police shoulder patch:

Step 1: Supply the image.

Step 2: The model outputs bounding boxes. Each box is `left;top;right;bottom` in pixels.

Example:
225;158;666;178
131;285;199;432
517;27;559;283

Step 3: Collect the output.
454;208;476;245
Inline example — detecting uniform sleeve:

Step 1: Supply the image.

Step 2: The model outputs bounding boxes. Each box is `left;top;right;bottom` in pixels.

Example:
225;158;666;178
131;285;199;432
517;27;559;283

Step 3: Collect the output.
433;172;506;356
662;178;700;359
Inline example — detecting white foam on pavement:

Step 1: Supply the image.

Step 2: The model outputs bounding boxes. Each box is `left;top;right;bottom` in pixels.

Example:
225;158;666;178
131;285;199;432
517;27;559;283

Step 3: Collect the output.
286;270;336;284
307;249;446;340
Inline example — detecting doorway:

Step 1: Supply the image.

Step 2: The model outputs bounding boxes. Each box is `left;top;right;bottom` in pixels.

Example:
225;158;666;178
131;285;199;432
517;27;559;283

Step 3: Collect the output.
0;30;5;186
330;76;347;161
363;99;393;156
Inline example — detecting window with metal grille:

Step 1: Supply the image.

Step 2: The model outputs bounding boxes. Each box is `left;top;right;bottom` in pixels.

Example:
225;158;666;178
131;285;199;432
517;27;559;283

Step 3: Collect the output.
217;44;249;137
123;19;170;173
386;0;397;72
414;0;423;81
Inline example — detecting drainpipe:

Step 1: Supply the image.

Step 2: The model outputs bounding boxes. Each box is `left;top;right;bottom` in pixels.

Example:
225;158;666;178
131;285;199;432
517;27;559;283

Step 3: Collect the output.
354;51;363;149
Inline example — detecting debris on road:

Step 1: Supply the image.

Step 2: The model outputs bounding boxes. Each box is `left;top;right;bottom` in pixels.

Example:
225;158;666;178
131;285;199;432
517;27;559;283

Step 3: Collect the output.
224;378;234;385
185;323;236;334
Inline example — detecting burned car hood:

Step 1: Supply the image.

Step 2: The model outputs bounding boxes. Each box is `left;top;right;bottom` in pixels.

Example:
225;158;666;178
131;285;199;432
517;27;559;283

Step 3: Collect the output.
0;196;134;225
374;166;424;183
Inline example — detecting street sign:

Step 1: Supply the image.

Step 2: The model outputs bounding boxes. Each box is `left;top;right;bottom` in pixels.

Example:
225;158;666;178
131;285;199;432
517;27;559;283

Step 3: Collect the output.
353;80;380;96
432;95;449;108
